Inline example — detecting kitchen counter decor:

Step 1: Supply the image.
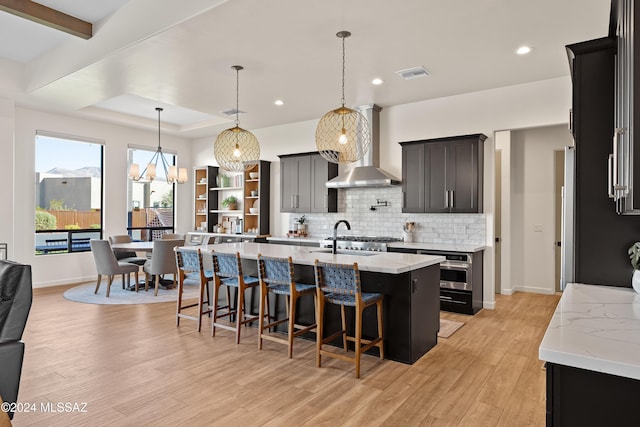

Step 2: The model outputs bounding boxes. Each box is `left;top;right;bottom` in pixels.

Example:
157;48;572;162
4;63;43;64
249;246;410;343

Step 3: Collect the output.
403;222;415;242
628;241;640;293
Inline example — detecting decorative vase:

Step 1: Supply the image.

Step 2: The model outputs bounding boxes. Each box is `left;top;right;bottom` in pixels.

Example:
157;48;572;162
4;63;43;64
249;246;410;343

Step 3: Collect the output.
633;270;640;294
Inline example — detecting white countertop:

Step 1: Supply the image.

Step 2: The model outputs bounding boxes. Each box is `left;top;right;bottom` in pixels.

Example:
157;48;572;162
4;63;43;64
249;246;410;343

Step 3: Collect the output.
201;242;445;274
388;242;486;253
539;283;640;380
267;236;485;253
266;236;324;244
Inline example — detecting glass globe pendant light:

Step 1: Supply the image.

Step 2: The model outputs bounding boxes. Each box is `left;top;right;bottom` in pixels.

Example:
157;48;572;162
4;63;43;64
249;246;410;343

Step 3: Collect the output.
315;31;371;164
214;65;260;172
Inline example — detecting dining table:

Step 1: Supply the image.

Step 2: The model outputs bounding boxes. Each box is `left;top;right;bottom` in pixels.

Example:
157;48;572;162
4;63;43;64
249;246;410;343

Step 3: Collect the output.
111;241;154;252
110;241;172;291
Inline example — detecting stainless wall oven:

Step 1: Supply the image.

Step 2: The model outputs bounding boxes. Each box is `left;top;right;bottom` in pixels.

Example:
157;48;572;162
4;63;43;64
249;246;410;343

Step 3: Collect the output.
390;248;482;315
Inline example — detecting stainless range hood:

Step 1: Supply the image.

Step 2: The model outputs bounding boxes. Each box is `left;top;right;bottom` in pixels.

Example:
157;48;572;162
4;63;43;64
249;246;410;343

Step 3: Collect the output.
325;104;401;188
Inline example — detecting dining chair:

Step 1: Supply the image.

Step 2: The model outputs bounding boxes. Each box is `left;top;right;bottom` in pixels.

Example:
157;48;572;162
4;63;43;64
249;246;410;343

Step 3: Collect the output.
90;239;140;296
210;251;260;344
174;247;213;332
108;235;147;288
314;260;384;378
143;239;185;296
257;254;316;358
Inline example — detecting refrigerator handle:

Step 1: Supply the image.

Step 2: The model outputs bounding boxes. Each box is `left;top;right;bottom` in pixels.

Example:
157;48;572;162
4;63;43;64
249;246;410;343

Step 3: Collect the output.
608;154;615;199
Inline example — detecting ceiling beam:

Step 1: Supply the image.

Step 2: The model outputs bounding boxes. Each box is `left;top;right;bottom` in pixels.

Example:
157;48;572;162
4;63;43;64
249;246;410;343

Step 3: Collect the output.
0;0;92;39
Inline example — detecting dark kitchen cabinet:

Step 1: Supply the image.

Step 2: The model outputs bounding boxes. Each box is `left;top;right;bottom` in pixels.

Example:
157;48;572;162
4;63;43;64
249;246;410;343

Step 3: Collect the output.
546;363;639;426
567;35;640;287
400;134;485;213
279;152;337;213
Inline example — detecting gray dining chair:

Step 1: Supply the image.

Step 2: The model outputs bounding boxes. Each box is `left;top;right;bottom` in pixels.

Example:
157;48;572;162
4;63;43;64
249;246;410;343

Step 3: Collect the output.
143;239;185;296
108;235;147;287
90;239;140;297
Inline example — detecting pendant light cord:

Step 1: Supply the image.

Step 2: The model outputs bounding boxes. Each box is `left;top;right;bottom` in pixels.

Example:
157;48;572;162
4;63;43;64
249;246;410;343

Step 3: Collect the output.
341;34;346;108
235;67;240;127
157;107;162;150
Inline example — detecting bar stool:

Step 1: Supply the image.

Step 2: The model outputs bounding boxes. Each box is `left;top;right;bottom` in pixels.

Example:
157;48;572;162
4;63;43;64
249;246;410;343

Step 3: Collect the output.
314;260;384;378
210;251;261;344
257;254;317;358
174;247;213;332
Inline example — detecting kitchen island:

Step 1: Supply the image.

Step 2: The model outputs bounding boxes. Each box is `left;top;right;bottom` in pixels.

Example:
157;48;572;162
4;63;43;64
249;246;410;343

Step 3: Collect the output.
202;242;445;364
539;283;640;426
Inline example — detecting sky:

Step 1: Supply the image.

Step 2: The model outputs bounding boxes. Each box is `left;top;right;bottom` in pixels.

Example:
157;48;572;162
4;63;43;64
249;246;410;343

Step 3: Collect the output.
35;135;174;176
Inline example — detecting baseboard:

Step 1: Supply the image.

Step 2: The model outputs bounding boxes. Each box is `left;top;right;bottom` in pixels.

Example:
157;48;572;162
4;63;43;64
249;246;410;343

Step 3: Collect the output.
512;285;556;295
500;288;514;295
33;275;95;289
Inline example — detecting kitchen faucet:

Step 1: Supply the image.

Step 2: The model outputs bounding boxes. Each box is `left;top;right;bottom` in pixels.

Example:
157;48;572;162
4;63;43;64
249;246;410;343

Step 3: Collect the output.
332;220;351;254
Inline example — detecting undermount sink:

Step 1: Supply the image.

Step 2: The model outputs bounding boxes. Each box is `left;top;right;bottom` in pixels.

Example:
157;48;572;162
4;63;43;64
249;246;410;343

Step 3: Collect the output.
309;249;379;257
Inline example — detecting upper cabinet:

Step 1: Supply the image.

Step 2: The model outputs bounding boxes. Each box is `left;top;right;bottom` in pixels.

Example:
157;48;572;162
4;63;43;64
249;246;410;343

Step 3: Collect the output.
610;0;640;214
400;134;485;213
279;152;338;213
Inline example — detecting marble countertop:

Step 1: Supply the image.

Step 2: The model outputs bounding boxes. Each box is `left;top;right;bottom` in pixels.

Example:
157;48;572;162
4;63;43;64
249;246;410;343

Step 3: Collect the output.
266;236;485;252
201;242;445;274
266;236;324;243
387;242;486;253
539;283;640;380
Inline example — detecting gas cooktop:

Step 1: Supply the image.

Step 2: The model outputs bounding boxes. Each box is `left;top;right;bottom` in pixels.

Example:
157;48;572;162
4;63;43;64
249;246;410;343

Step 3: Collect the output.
320;235;402;252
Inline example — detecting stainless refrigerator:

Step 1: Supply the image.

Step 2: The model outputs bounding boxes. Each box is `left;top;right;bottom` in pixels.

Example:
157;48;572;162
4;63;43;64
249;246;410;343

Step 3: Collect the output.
560;146;575;290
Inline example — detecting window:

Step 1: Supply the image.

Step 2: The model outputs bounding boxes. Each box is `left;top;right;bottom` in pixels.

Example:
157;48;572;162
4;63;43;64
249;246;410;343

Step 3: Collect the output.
127;146;176;241
35;132;103;255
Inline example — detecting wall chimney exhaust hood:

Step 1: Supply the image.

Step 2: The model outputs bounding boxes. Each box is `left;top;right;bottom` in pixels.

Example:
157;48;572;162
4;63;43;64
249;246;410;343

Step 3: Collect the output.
326;104;401;188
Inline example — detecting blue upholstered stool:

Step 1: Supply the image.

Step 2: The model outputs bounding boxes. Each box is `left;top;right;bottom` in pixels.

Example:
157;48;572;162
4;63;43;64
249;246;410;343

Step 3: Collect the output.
314;260;384;378
210;251;260;344
175;247;213;332
257;254;317;358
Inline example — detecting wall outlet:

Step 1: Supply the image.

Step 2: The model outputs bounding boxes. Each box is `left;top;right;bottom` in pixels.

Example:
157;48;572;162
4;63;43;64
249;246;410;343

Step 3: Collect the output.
533;224;543;232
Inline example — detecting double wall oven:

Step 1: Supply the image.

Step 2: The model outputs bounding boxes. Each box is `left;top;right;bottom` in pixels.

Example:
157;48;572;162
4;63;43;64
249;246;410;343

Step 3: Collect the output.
389;247;483;315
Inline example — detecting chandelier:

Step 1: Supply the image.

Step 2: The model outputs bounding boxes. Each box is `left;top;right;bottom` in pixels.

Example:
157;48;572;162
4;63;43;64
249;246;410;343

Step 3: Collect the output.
315;31;371;164
214;65;260;172
129;107;188;184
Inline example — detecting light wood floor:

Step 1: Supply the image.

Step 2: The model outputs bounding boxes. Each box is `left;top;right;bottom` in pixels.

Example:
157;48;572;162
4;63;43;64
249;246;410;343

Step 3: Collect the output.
12;285;559;426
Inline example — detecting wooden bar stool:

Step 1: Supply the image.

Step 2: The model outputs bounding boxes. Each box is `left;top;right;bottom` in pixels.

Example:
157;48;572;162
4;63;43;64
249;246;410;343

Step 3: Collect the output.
210;251;260;344
257;254;317;358
174;247;213;332
314;260;384;378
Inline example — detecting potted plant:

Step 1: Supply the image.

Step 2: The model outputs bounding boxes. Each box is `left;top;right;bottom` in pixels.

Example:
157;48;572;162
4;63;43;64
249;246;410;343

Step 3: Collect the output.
222;195;238;210
628;242;640;293
296;215;308;236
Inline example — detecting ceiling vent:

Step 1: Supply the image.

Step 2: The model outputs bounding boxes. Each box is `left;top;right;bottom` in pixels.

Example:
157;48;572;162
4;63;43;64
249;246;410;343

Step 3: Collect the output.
395;66;430;80
221;108;246;116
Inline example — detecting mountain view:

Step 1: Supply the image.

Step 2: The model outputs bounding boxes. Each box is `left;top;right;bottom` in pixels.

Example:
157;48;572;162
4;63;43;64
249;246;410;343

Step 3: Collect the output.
46;167;101;178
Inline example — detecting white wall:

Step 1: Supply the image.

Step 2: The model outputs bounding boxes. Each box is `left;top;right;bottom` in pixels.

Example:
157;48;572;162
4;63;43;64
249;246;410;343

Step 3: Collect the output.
192;76;574;309
10;107;193;287
509;125;574;294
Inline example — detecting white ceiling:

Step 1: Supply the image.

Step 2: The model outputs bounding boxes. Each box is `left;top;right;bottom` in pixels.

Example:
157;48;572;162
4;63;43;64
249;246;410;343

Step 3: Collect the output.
0;0;612;138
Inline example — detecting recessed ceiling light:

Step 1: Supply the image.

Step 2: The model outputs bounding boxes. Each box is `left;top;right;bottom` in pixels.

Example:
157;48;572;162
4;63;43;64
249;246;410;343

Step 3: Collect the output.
274;99;284;106
372;78;384;85
515;46;532;55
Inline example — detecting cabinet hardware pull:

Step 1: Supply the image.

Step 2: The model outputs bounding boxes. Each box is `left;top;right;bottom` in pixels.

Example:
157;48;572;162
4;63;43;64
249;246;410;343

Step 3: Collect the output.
444;190;449;208
608;154;615;199
450;190;454;208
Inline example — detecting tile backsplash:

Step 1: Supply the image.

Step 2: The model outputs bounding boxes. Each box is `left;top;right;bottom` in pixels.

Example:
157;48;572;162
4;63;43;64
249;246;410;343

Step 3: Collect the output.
289;187;486;245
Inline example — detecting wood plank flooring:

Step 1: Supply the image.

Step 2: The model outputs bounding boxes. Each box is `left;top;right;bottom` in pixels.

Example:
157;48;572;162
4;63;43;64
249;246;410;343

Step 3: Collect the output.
11;285;559;426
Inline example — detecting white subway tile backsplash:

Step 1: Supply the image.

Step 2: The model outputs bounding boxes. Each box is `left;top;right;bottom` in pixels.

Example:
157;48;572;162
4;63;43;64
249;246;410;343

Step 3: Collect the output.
294;186;486;245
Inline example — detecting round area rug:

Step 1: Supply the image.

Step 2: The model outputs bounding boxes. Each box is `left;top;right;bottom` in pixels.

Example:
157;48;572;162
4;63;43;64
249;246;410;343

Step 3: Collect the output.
63;278;201;305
